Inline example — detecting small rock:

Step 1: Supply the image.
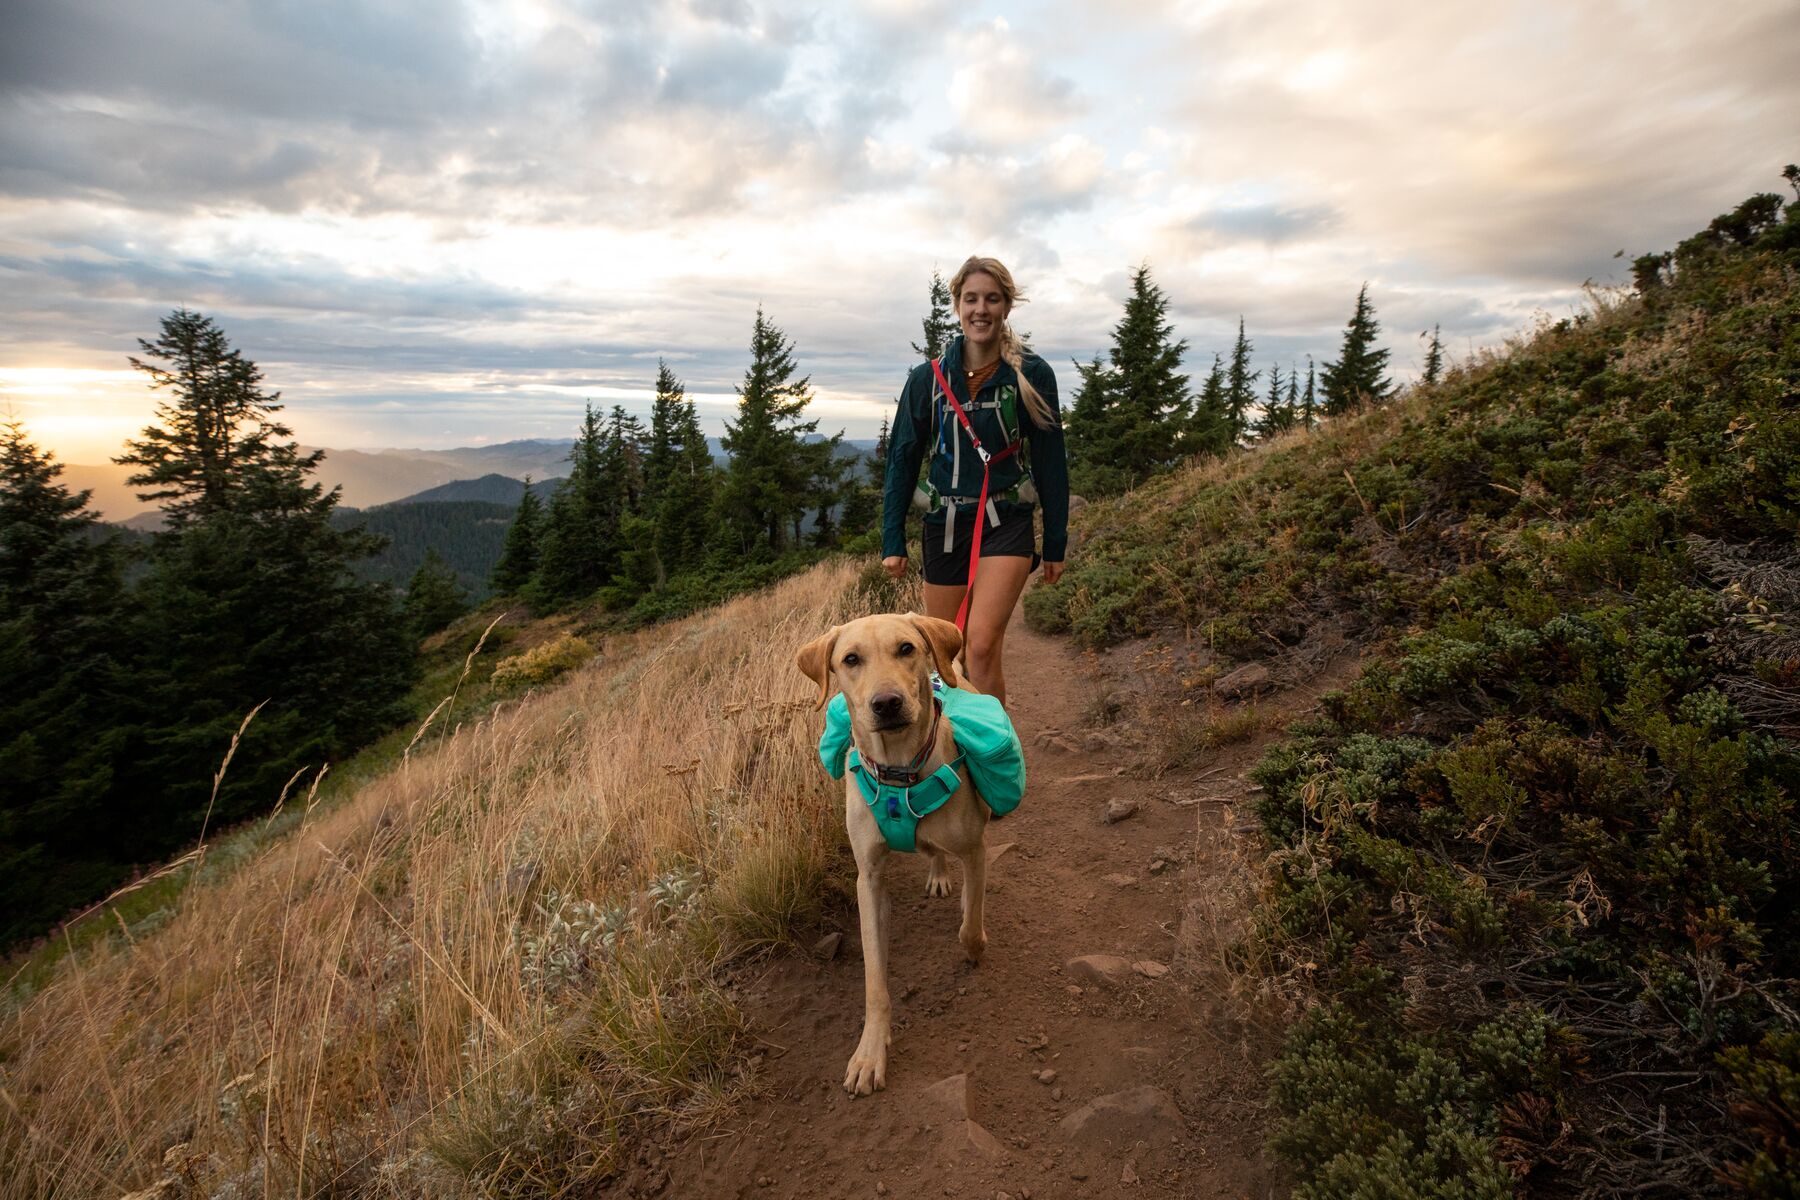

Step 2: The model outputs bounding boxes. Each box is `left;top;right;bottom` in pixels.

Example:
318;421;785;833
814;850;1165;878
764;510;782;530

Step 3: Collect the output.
1035;1068;1057;1085
924;1073;973;1121
1103;797;1139;824
1069;1169;1089;1181
943;1118;1008;1161
1051;1087;1064;1101
1132;960;1170;979
756;1177;773;1188
812;932;843;960
1102;872;1137;888
1148;859;1169;874
1065;984;1083;995
876;1185;888;1196
1065;954;1133;987
1122;1161;1141;1185
1057;1086;1183;1145
998;1193;1012;1200
1213;661;1271;700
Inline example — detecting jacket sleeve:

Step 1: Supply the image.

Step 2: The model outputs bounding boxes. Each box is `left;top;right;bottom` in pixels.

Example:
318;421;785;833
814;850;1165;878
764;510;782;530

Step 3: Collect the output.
881;367;931;559
1025;358;1070;561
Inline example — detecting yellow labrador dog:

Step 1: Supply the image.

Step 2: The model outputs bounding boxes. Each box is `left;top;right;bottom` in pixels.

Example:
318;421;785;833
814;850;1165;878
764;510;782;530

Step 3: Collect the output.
795;613;991;1096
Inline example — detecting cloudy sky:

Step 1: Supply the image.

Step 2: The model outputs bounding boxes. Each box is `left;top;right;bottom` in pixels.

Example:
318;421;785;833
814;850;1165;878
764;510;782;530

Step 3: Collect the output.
1;0;1795;463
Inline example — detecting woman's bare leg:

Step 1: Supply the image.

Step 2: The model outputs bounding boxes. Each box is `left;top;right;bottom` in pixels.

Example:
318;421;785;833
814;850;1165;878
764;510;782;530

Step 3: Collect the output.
961;556;1032;707
922;557;1032;705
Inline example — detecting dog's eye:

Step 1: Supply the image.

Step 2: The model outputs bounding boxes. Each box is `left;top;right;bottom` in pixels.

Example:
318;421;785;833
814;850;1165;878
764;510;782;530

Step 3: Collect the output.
897;642;915;656
841;653;860;668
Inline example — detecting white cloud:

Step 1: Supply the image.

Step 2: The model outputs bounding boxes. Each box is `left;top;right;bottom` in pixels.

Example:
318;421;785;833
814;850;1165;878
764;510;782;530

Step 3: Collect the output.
2;0;1795;455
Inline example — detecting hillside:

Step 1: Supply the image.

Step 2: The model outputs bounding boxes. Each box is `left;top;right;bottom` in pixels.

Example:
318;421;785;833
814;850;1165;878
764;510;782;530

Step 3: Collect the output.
386;473;561;507
1027;186;1800;1194
0;560;908;1196
333;500;518;597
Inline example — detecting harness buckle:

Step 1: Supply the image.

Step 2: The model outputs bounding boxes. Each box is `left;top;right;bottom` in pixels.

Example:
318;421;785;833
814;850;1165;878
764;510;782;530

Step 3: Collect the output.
975;444;991;464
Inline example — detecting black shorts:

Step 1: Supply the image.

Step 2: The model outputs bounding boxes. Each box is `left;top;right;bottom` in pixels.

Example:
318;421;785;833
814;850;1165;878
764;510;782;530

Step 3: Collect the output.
921;507;1039;586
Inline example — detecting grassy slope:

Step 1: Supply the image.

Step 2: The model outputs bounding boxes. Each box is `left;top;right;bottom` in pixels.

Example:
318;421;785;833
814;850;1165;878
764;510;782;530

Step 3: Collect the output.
1;557;910;1198
1028;194;1799;1196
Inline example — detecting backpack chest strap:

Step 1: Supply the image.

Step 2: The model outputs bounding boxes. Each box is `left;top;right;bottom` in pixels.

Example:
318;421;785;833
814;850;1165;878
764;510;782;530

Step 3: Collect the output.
846;747;966;853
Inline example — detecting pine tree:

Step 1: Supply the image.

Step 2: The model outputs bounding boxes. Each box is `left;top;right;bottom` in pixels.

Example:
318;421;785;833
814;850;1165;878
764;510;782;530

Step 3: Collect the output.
1319;284;1392;415
642;360;684;511
602;405;648;529
117;312;413;860
718;307;819;556
403;548;468;639
1064;354;1126;495
1110;263;1192;476
1285;365;1300;426
911;271;957;362
118;309;329;525
1224;318;1260;446
651;365;716;577
1189;354;1232;455
533;405;611;601
0;421;138;941
491;476;543;593
1253;364;1294;439
1301;357;1318;429
1421;324;1445;386
805;435;850;547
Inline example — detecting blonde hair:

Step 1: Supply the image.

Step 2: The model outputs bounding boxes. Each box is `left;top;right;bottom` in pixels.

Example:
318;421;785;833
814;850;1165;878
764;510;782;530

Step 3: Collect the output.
948;255;1057;428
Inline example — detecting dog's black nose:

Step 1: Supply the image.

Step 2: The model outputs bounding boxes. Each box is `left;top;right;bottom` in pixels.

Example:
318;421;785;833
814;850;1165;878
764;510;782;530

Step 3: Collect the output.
870;691;905;722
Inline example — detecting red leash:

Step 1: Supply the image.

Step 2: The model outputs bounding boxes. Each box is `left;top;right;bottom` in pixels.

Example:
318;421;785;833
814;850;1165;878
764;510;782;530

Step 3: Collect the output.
929;357;1021;634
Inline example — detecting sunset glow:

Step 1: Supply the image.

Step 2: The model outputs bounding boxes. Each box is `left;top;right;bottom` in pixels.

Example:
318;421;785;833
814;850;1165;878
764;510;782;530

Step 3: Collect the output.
2;0;1793;463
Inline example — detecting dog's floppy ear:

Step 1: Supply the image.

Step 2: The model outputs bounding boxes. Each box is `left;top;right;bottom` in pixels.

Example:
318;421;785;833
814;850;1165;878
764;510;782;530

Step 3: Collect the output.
908;614;964;688
794;626;840;709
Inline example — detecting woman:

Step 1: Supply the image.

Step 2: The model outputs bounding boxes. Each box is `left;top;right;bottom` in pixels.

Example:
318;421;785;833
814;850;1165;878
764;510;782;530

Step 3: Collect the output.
880;256;1069;708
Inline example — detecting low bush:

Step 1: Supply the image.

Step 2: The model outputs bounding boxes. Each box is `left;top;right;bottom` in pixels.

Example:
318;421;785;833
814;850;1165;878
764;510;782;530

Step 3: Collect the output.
490;632;596;690
1041;179;1800;1195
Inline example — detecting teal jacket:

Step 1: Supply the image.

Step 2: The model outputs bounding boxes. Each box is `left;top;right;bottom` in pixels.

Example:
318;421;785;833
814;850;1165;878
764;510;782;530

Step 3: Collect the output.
881;335;1069;563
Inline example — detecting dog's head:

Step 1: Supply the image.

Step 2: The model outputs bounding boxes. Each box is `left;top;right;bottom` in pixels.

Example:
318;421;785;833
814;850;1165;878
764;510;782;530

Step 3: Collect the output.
795;613;963;733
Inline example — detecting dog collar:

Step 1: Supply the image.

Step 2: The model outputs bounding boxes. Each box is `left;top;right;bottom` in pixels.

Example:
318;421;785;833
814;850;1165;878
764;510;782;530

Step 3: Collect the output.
853;698;943;787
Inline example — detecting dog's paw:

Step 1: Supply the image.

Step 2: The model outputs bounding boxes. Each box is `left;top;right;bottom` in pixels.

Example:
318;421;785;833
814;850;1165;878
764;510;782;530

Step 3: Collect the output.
924;872;954;899
844;1045;888;1096
960;923;987;963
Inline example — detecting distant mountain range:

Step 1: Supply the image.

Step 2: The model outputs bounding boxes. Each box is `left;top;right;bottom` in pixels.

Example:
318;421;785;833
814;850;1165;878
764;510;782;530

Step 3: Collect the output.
64;439;576;522
69;436;878;521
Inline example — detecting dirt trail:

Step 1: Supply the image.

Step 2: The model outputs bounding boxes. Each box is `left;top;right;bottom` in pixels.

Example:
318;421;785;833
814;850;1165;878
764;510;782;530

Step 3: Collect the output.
650;600;1348;1200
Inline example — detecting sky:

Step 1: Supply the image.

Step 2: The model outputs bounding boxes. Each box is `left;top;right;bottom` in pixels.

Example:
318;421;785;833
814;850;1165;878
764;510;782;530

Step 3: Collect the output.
1;0;1795;464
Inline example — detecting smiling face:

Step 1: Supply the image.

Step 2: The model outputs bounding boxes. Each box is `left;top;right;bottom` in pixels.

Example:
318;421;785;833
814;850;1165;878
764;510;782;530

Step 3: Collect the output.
955;270;1008;353
794;613;965;738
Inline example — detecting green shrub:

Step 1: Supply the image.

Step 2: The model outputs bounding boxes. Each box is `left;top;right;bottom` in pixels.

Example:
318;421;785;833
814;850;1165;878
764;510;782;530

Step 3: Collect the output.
490;634;596;690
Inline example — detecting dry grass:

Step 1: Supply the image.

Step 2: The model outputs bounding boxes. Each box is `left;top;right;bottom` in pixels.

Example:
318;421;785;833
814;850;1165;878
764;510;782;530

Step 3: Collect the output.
0;558;906;1198
1149;701;1269;776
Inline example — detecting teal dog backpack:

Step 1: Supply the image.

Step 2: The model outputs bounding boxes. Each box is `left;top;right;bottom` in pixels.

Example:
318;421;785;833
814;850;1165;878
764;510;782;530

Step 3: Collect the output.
819;675;1026;853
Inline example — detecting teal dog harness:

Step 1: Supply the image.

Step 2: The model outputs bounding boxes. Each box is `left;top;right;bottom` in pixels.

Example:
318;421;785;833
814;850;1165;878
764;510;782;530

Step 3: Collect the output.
820;676;1026;853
